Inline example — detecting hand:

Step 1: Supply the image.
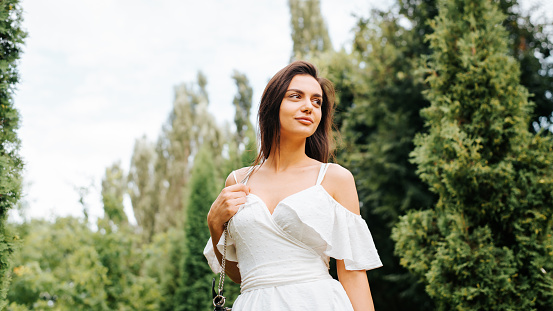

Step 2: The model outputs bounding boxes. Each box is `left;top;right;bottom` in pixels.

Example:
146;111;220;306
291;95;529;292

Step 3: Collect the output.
207;183;250;233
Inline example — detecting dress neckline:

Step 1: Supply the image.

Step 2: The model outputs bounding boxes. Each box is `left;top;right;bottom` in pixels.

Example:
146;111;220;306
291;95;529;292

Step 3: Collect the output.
248;185;320;216
246;184;362;218
245;163;329;215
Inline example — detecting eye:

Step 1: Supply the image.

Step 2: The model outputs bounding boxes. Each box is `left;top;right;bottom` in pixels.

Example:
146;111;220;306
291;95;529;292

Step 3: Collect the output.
289;93;300;99
312;98;322;107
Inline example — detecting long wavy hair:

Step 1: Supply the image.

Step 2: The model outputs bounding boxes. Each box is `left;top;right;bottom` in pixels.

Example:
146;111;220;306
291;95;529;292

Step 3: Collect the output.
249;61;336;172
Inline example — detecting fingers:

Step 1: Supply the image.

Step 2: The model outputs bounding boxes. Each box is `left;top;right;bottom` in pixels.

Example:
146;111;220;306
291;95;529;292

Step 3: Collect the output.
227;196;247;206
225;183;250;195
208;183;250;230
218;191;248;210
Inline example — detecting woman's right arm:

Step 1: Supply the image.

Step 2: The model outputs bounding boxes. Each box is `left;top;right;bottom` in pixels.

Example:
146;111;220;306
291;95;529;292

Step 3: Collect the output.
207;172;250;283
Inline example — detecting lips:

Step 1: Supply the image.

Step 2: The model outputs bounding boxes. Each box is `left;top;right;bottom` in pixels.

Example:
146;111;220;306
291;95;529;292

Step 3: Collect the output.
295;117;314;124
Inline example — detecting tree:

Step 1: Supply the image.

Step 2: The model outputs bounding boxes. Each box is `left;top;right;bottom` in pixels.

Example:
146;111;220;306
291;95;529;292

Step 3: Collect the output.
288;0;333;61
155;82;198;232
392;0;553;308
7;218;108;310
312;10;437;308
329;10;437;310
7;217;162;310
230;70;256;169
142;227;184;311
231;70;253;146
151;72;224;234
320;1;552;308
93;218;161;310
127;73;226;240
101;162;128;226
232;70;253;145
397;0;553;131
175;143;240;311
0;1;26;307
128;136;157;242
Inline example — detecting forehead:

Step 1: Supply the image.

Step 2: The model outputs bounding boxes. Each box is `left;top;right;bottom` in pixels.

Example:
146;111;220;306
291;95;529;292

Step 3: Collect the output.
287;74;322;95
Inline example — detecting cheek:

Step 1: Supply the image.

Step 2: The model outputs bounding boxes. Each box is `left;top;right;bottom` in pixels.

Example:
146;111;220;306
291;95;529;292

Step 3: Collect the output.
315;110;323;125
279;102;295;122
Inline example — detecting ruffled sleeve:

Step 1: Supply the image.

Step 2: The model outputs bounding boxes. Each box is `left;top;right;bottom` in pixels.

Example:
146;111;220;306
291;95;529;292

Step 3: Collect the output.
278;187;382;271
324;205;382;270
203;232;238;274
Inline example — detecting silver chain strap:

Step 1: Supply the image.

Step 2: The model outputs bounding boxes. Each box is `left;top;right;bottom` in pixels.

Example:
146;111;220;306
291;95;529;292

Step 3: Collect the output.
213;222;231;310
214;168;254;310
218;222;228;294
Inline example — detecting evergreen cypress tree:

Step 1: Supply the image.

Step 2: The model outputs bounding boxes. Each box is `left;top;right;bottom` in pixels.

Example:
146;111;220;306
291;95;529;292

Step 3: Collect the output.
392;0;553;309
0;1;26;307
398;0;553;131
323;1;552;308
175;144;222;311
334;11;437;310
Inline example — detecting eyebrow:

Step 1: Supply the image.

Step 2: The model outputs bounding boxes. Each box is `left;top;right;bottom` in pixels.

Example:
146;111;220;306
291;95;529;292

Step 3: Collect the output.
286;88;323;98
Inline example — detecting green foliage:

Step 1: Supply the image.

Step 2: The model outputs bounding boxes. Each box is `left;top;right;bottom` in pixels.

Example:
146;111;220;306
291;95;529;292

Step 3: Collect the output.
231;70;253;145
128;72;226;242
123;71;250;310
393;0;553;309
230;70;256;169
7;218;161;310
496;0;553;131
311;50;359;132
128;136;157;242
6;302;29;311
313;11;436;309
320;0;553;308
399;0;553;131
155;73;212;232
101;162;128;225
288;0;333;61
0;1;26;307
8;1;550;309
142;228;184;311
175;144;240;311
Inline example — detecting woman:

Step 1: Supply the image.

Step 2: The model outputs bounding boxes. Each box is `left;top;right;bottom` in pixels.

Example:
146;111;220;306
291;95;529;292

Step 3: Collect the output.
204;61;382;310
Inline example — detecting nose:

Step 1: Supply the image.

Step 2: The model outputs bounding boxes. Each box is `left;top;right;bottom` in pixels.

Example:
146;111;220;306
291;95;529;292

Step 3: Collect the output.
300;98;313;113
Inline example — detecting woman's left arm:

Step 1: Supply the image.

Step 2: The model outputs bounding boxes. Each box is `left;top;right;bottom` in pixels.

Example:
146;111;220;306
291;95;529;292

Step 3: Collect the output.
324;164;375;311
337;260;375;311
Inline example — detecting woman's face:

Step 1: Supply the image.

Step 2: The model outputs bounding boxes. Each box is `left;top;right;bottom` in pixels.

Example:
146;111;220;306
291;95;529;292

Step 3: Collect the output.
279;74;323;140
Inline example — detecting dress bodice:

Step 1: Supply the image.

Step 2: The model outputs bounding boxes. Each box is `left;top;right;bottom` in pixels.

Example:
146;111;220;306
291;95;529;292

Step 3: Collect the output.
204;163;382;293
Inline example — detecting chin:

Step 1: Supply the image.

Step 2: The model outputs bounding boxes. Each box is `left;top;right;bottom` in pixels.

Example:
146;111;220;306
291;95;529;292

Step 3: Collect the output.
298;129;317;138
280;124;318;138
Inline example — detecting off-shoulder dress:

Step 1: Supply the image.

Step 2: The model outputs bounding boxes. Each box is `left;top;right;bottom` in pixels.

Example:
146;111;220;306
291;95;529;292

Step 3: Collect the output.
204;163;382;310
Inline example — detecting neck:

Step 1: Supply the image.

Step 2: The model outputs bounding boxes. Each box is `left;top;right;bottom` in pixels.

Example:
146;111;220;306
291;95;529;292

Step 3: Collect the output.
265;137;310;172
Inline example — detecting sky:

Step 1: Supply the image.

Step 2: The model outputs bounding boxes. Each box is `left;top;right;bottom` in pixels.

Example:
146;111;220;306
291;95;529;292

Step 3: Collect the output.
14;0;393;223
11;0;553;223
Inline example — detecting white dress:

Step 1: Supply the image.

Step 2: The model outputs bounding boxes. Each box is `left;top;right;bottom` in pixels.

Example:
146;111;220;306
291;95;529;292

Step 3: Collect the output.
204;163;382;310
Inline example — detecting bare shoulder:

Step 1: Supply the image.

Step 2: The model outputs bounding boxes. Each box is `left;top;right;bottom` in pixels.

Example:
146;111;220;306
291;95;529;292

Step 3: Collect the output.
225;166;253;187
325;163;355;184
322;163;360;215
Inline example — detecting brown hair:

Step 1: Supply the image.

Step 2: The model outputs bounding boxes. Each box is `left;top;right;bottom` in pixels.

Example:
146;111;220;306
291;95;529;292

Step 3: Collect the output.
250;60;335;171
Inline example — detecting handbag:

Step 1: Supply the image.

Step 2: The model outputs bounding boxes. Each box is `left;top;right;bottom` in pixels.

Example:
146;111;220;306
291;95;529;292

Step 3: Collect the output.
212;222;232;311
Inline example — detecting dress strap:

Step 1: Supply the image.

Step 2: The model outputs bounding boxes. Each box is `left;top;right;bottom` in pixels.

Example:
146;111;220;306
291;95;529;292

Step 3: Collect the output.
241;165;257;185
315;163;330;185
